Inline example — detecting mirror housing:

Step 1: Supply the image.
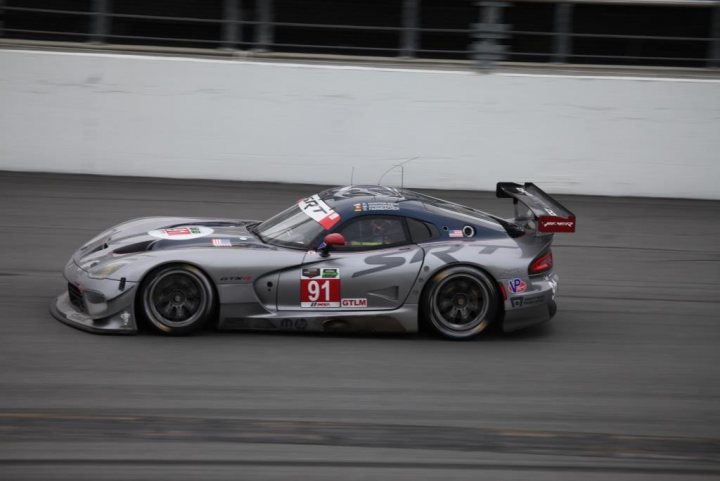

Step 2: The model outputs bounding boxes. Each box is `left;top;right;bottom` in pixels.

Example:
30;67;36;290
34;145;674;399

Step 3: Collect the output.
318;233;345;257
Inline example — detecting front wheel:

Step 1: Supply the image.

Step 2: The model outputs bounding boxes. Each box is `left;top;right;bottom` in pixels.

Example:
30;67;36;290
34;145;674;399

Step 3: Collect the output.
140;264;215;335
423;266;498;340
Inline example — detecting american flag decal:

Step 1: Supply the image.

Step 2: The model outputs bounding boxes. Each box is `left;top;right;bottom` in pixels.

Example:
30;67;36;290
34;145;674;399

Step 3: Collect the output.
212;238;232;247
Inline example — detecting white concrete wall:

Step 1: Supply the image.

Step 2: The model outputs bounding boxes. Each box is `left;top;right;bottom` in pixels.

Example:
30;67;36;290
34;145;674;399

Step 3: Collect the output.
1;49;719;199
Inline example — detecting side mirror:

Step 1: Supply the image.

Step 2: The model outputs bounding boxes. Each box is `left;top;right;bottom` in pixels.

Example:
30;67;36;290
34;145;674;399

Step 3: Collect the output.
318;233;345;257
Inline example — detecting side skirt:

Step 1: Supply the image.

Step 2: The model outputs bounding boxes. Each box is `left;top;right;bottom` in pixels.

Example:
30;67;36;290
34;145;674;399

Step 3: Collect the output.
218;305;419;334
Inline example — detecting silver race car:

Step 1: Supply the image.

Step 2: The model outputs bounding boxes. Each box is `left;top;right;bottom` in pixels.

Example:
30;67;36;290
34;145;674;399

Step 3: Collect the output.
51;182;575;339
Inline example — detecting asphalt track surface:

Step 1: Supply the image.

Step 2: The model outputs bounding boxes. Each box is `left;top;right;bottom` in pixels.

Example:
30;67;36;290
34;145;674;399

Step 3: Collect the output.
1;171;719;480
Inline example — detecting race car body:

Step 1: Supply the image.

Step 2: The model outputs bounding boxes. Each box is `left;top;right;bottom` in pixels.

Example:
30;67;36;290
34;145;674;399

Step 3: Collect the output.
51;182;575;339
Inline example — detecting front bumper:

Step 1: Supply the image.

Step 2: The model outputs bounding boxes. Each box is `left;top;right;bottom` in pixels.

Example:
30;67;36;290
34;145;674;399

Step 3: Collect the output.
50;259;139;334
50;291;138;334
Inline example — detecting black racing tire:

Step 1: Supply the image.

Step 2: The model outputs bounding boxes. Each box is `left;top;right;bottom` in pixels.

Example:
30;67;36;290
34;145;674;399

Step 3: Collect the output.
139;264;215;336
423;266;498;340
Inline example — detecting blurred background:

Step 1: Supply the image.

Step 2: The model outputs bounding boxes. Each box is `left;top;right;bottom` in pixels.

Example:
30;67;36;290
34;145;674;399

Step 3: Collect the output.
1;0;719;197
0;1;719;480
0;0;717;66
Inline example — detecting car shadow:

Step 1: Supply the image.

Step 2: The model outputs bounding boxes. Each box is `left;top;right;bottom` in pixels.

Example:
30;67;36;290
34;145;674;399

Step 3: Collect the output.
185;319;557;343
131;312;556;342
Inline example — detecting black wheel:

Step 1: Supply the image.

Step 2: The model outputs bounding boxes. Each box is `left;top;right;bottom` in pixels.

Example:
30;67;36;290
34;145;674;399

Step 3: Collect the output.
423;266;498;340
140;264;215;335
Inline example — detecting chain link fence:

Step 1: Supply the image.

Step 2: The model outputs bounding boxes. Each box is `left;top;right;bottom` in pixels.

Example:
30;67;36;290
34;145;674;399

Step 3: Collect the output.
1;0;718;68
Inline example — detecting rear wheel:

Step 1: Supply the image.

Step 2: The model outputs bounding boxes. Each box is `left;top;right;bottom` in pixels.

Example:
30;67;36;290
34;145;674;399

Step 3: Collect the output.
140;264;215;335
423;266;498;340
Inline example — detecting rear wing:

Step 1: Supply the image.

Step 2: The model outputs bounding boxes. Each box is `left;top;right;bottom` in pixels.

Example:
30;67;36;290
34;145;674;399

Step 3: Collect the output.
496;182;576;234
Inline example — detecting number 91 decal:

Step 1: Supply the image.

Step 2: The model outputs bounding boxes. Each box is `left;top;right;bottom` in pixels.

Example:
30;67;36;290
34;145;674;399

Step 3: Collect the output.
301;268;340;308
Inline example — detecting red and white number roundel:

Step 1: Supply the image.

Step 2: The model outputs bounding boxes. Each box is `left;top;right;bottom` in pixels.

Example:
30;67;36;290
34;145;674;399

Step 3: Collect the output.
300;268;340;308
148;225;213;240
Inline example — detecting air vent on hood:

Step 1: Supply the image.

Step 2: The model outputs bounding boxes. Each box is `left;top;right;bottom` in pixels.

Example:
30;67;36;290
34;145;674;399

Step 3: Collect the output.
83;242;108;254
164;221;247;228
114;240;155;255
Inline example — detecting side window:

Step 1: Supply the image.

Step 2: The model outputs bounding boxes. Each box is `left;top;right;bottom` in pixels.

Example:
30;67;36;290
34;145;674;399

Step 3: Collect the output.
338;216;408;249
407;218;439;243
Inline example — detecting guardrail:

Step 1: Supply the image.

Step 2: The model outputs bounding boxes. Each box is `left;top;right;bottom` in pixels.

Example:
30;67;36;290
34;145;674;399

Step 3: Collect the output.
0;0;718;68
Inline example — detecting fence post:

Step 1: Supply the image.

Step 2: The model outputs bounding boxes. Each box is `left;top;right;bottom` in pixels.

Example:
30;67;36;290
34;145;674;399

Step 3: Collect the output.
552;2;572;63
472;1;510;69
222;0;241;50
710;3;720;68
90;0;110;44
255;0;273;51
400;0;420;57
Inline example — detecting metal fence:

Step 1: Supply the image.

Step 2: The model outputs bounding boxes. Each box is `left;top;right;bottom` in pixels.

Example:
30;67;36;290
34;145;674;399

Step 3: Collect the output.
1;0;718;68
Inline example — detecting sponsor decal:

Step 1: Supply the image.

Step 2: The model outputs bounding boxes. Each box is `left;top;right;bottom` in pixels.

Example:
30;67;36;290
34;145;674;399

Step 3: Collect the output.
211;238;232;247
508;278;527;294
302;268;320;278
477;245;516;255
301;268;341;308
497;268;523;278
545;220;573;228
429;245;462;264
342;298;368;308
538;216;576;233
366;202;400;211
524;295;545;306
166;227;198;236
322;268;339;278
281;318;308;330
352;251;408;278
350;245;475;279
449;229;464;238
352;202;400;212
304;301;335;308
512;295;545;308
298;194;341;229
67;312;89;323
220;275;253;283
149;225;214;240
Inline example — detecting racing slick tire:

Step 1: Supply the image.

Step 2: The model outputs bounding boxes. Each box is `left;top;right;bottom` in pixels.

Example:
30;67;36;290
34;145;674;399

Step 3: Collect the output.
139;264;215;335
423;266;498;340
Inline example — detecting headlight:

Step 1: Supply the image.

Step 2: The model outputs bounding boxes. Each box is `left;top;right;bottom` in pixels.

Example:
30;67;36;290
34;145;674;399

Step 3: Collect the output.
88;260;130;279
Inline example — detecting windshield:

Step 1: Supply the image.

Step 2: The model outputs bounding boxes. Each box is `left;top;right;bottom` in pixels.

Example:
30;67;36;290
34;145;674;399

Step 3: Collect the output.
254;205;326;249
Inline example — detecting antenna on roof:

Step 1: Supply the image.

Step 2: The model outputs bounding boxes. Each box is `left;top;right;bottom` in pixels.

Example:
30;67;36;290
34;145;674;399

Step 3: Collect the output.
350;166;355;186
377;156;419;189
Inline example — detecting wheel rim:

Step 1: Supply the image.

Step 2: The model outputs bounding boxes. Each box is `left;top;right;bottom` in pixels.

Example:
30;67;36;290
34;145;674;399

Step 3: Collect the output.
431;273;490;332
145;269;208;328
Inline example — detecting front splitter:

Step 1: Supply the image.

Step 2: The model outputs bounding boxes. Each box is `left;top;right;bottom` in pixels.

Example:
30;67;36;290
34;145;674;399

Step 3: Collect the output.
50;292;137;334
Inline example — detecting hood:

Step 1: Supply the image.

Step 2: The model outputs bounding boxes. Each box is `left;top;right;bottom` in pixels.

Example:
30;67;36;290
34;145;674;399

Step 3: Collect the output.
73;217;266;273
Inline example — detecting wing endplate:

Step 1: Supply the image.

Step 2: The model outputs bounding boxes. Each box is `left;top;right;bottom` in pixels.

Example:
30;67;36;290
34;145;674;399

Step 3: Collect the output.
496;182;576;234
